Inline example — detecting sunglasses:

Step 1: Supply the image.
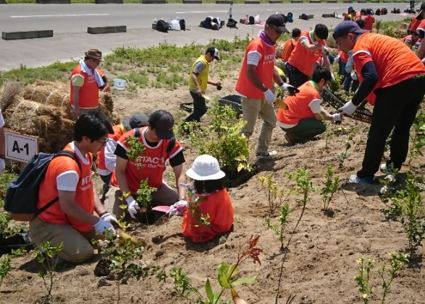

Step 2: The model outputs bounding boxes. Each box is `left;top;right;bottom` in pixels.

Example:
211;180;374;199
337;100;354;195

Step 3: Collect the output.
96;138;110;146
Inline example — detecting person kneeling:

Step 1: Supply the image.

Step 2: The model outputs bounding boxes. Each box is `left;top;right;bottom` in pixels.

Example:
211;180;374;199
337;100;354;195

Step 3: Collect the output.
277;67;341;145
181;155;234;243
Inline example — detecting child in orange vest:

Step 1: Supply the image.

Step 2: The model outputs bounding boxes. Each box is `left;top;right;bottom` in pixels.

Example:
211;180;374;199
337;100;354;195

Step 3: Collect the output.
181;155;234;243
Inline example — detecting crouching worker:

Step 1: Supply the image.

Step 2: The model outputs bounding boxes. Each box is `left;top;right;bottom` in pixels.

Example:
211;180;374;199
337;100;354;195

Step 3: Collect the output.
104;110;187;220
277;67;342;145
29;113;117;264
180;154;234;243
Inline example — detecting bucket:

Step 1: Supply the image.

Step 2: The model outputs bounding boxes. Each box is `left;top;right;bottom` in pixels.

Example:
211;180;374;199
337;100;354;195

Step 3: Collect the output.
113;78;127;90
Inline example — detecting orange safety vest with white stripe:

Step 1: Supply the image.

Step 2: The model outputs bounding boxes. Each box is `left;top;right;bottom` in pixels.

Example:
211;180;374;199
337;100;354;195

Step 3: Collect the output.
70;63;99;109
352;33;425;90
37;142;94;232
96;124;125;175
235;36;276;99
288;31;325;77
276;81;320;126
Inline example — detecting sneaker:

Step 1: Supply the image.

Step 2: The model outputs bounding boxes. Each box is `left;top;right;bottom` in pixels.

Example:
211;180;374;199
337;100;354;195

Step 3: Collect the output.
284;133;296;146
256;150;277;159
379;163;397;175
348;174;374;184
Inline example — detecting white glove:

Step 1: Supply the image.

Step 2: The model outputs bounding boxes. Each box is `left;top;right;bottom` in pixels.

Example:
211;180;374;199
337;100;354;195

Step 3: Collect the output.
339;100;358;115
93;218;116;237
0;159;5;175
264;89;275;105
166;200;189;217
331;73;336;82
126;196;140;219
332;113;342;122
351;71;358;81
334;54;340;63
100;212;117;224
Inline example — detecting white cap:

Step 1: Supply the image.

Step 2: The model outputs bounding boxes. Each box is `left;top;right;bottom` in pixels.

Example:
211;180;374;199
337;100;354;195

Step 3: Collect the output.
186;155;225;181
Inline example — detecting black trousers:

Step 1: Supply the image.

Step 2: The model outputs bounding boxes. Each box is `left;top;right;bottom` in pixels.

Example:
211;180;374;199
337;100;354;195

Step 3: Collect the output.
357;76;425;179
184;91;207;123
285;62;310;88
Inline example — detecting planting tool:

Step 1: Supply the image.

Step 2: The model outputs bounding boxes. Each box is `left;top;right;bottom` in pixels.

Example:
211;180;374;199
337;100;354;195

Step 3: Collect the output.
152;205;171;213
321;88;372;124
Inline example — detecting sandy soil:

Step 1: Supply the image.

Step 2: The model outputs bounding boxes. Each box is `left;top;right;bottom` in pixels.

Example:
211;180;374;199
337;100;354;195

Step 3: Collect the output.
1;59;425;304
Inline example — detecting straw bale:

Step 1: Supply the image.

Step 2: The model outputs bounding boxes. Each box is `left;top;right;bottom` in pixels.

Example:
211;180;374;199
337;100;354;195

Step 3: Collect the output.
23;85;69;109
99;92;113;116
275;43;284;59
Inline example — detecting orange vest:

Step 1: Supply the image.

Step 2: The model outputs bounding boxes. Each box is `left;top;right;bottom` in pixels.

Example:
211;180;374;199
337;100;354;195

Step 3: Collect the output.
410;16;421;34
277;81;320;125
353;33;425;90
37;143;94;232
182;189;234;243
97;124;125;172
235;37;276;99
110;127;183;194
281;39;296;62
340;51;349;64
70;63;99;109
288;31;325;77
364;15;374;31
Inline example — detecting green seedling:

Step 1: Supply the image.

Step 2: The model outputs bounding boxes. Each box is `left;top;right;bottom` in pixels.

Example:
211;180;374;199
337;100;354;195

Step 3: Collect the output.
264;203;290;250
409;110;425;166
320;166;339;213
355;252;408;304
124;135;146;166
35;241;64;303
339;127;358;168
259;173;290;215
0;248;26;291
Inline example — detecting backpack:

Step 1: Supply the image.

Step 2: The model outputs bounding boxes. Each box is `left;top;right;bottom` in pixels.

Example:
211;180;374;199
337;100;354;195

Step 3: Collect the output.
249;16;255;25
4;151;80;222
179;19;186;31
380;8;387;15
156;19;169;33
226;18;238;28
375;9;381;15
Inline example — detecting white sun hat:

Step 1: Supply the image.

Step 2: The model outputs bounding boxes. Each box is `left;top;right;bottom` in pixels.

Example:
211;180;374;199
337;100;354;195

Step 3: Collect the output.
186;154;226;181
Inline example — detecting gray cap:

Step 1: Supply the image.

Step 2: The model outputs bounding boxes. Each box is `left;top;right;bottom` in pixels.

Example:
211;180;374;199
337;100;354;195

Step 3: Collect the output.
122;113;149;131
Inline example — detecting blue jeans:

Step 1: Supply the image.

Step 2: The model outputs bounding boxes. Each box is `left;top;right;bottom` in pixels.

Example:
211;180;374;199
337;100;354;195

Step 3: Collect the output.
184;91;207;123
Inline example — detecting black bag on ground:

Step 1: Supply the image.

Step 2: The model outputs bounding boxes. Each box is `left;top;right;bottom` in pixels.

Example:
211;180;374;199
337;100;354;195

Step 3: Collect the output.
227;18;238;28
4;151;80;222
202;16;212;29
179;19;186;31
249;16;255;25
156;19;169;32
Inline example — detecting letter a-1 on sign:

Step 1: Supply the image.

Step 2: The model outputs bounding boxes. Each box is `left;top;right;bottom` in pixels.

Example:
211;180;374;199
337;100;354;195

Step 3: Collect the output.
5;131;39;163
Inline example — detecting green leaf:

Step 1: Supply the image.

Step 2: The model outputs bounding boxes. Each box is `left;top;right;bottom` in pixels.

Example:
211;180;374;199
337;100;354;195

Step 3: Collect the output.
205;279;214;303
217;262;237;289
231;276;257;286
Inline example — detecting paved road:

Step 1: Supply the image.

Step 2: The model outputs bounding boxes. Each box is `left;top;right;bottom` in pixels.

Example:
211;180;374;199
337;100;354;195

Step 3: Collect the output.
0;3;414;70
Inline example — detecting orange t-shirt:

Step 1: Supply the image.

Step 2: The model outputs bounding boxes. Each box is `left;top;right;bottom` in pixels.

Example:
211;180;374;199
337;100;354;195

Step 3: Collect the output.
37;143;94;232
339;51;349;64
281;39;297;62
288;31;325;77
182;189;234;243
276;81;321;126
410;16;421;34
235;36;276;99
353;33;425;89
97;124;125;172
110;127;183;194
363;15;374;31
70;64;99;109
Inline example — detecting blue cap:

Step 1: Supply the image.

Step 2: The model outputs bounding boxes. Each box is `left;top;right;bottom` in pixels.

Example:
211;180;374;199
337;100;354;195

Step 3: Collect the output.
348;6;354;12
333;21;368;39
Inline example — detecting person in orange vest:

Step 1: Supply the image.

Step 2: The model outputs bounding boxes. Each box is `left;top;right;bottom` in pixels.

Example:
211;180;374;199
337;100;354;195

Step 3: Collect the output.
29;113;116;264
414;3;425;60
400;32;421;50
96;113;148;202
286;23;331;88
96;68;111;92
179;154;234;243
334;21;425;184
281;28;301;64
277;67;341;145
361;9;375;32
235;13;295;159
70;49;104;119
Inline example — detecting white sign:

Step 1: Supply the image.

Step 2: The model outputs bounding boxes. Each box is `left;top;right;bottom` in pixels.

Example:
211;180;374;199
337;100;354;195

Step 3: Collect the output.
5;131;39;162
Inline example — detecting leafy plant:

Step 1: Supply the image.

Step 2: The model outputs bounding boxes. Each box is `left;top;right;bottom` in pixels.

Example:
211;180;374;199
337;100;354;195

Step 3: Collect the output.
135;178;157;210
124;135;146;165
339;127;358;168
264;203;290;250
258;173;290;215
355;253;408;304
381;172;425;254
35;241;64;303
0;248;25;291
409;110;425;166
320;166;339;212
